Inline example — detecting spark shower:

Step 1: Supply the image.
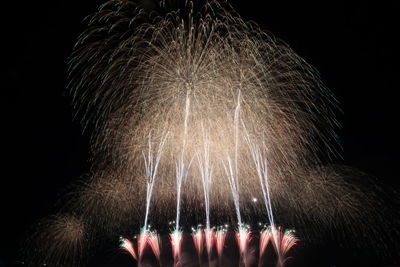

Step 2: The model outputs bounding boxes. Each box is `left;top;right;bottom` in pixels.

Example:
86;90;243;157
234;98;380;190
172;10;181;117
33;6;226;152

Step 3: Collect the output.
24;0;398;266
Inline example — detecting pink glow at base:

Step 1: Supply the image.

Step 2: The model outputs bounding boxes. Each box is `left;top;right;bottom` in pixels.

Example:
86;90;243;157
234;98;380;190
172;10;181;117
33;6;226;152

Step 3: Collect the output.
119;237;137;260
266;225;299;266
147;231;161;263
273;227;299;256
191;227;204;259
204;227;215;259
119;224;299;266
235;225;252;256
170;229;183;265
215;227;228;263
259;227;272;258
137;230;148;260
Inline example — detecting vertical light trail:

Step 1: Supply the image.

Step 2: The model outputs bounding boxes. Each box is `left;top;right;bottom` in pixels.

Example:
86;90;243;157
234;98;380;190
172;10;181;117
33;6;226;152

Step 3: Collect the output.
223;89;243;226
223;157;242;226
143;131;169;231
197;125;213;230
233;89;241;209
175;89;191;231
171;89;192;266
244;132;275;227
197;126;214;265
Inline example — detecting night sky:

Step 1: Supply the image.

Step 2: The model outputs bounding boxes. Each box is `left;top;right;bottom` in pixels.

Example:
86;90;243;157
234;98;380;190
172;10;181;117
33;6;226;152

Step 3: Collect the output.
3;0;399;266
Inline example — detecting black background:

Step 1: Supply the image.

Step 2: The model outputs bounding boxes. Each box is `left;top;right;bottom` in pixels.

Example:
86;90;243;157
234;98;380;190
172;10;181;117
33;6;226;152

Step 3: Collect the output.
2;0;399;266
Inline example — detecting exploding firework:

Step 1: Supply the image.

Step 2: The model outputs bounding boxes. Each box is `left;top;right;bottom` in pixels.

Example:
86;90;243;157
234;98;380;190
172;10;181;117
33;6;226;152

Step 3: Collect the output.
23;0;400;266
68;0;340;229
25;214;88;266
70;170;139;237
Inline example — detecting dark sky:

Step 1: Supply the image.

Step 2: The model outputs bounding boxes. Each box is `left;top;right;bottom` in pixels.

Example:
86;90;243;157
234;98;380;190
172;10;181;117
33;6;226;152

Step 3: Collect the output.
3;0;399;265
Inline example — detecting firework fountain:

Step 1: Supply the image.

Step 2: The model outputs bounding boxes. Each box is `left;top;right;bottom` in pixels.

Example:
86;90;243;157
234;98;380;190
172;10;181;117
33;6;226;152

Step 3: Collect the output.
191;226;204;265
120;237;137;261
215;226;228;266
23;0;400;266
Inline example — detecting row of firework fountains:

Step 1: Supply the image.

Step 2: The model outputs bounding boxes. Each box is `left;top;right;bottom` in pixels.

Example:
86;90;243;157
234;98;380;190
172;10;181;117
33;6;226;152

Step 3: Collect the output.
120;224;298;267
120;91;299;266
60;0;357;264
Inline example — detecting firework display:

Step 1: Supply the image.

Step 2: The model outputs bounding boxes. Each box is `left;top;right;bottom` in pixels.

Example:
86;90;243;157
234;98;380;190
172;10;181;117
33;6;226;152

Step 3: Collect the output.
23;0;399;266
121;225;297;267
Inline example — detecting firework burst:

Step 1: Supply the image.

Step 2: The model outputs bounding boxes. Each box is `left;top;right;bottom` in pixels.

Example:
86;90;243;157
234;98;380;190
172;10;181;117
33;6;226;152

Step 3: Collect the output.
25;214;88;266
68;0;340;229
23;0;400;265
